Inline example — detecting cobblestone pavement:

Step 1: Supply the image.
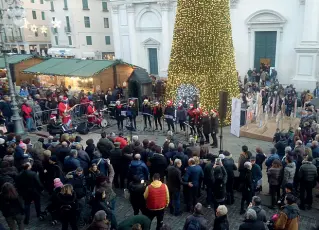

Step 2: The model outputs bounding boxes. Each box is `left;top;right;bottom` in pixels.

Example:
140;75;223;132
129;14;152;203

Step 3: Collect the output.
1;120;318;230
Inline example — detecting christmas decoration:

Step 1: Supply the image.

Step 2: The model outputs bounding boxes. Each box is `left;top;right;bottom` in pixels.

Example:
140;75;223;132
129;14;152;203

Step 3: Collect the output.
30;24;38;32
51;19;61;28
40;25;48;34
175;84;199;106
166;0;239;124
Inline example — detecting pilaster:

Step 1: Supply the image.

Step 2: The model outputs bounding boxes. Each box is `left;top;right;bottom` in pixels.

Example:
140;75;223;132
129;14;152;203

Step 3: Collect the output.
293;0;319;90
127;3;136;64
110;4;121;59
158;0;170;77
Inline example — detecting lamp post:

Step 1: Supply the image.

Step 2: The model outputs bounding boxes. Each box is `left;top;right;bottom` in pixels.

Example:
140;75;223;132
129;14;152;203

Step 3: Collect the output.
0;0;25;134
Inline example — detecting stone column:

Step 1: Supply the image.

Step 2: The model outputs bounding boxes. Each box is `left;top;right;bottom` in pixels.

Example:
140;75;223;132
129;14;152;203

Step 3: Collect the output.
127;4;136;64
159;1;170;77
111;4;121;59
293;0;319;91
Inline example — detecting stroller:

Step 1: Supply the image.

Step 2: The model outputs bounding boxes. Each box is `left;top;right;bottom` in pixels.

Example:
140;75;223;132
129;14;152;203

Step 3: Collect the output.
39;187;61;225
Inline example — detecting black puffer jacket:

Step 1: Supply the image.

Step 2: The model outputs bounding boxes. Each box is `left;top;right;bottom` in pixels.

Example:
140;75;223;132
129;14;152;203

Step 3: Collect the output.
299;161;318;182
267;167;282;186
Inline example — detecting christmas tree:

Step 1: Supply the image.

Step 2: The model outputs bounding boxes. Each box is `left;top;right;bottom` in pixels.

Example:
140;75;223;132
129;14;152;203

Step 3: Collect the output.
166;0;239;124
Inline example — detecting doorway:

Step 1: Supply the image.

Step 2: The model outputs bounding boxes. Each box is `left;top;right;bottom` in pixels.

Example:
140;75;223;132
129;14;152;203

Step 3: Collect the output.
254;31;277;69
148;48;158;75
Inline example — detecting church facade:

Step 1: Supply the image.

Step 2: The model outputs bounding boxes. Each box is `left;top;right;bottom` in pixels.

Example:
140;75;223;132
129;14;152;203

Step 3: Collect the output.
109;0;319;91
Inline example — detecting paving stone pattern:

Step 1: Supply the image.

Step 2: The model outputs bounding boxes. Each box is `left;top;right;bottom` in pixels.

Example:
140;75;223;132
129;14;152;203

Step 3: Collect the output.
1;121;318;230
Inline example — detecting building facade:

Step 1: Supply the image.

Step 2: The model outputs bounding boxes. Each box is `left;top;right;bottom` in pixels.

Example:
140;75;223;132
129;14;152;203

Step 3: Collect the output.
110;0;319;91
0;0;51;54
48;0;115;60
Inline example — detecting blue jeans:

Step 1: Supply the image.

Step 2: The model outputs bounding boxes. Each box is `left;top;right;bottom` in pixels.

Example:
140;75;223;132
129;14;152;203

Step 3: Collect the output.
169;191;180;215
110;198;116;211
25;118;32;131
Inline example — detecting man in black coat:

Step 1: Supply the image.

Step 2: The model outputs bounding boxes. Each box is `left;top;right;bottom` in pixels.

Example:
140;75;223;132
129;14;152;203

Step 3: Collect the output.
149;152;167;181
167;159;187;216
210;110;219;148
15;162;43;225
110;142;122;188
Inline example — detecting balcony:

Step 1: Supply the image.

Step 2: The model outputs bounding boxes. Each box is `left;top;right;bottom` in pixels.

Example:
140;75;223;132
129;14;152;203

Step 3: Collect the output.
64;26;71;33
6;36;23;42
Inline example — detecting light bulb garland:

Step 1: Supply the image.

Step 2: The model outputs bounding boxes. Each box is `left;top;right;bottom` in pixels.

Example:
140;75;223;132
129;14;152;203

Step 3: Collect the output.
166;0;239;125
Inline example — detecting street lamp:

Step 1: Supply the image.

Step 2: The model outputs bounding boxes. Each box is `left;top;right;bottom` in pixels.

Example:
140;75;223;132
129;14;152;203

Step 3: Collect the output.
0;0;26;134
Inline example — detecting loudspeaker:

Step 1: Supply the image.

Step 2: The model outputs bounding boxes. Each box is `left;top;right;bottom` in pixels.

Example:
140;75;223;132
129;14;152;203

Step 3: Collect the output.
76;122;89;134
219;91;228;120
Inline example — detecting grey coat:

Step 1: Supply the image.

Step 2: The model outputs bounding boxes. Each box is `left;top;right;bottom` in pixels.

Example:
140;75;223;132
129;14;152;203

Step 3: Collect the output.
282;162;296;187
251;206;267;223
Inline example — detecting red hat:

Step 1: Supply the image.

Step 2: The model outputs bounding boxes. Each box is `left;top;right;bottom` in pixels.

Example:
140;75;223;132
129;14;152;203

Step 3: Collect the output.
50;114;56;120
167;100;172;106
190;104;194;108
63;96;68;101
211;109;218;115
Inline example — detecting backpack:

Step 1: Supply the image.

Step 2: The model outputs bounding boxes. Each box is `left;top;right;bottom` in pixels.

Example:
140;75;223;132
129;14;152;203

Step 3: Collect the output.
187;218;201;230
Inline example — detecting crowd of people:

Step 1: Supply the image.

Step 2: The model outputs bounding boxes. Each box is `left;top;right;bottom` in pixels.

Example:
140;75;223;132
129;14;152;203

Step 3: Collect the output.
0;126;318;230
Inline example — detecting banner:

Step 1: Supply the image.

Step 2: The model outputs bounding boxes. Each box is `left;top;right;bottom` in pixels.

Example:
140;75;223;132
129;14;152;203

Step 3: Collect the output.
231;98;241;137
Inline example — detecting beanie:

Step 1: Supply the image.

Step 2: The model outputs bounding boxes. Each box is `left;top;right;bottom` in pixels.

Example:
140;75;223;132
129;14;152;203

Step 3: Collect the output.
53;178;63;188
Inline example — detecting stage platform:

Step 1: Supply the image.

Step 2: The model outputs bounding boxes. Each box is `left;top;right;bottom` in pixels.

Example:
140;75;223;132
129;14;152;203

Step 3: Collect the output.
240;117;300;142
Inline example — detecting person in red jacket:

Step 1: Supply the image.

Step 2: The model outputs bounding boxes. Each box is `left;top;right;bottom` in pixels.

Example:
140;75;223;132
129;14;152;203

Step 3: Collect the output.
21;98;33;132
114;133;128;149
58;96;71;126
87;101;96;123
144;173;169;230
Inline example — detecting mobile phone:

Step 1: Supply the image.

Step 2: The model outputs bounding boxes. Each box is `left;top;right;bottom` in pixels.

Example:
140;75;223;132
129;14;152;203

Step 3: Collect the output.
141;180;144;184
216;158;221;164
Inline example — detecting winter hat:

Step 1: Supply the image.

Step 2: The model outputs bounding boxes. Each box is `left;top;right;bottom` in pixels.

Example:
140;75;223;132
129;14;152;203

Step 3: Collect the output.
223;151;231;157
19;142;27;150
218;154;225;160
285;183;293;191
217;205;228;216
0;138;5;145
53;178;63;188
250;155;256;161
75;136;82;142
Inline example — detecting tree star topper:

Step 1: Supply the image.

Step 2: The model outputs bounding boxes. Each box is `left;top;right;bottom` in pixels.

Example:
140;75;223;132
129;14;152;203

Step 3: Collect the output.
51;19;61;28
40;26;48;34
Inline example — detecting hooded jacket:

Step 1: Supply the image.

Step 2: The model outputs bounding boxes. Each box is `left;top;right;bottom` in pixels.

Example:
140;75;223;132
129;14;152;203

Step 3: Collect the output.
97;138;114;158
274;204;300;230
128;160;149;181
128;181;146;208
282;162;296;187
252;206;267;223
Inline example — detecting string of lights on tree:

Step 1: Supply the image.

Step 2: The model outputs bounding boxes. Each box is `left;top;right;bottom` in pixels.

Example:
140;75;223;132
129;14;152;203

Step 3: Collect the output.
166;0;239;124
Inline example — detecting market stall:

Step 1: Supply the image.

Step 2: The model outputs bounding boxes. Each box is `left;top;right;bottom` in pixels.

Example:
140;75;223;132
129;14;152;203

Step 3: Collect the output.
22;58;136;93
